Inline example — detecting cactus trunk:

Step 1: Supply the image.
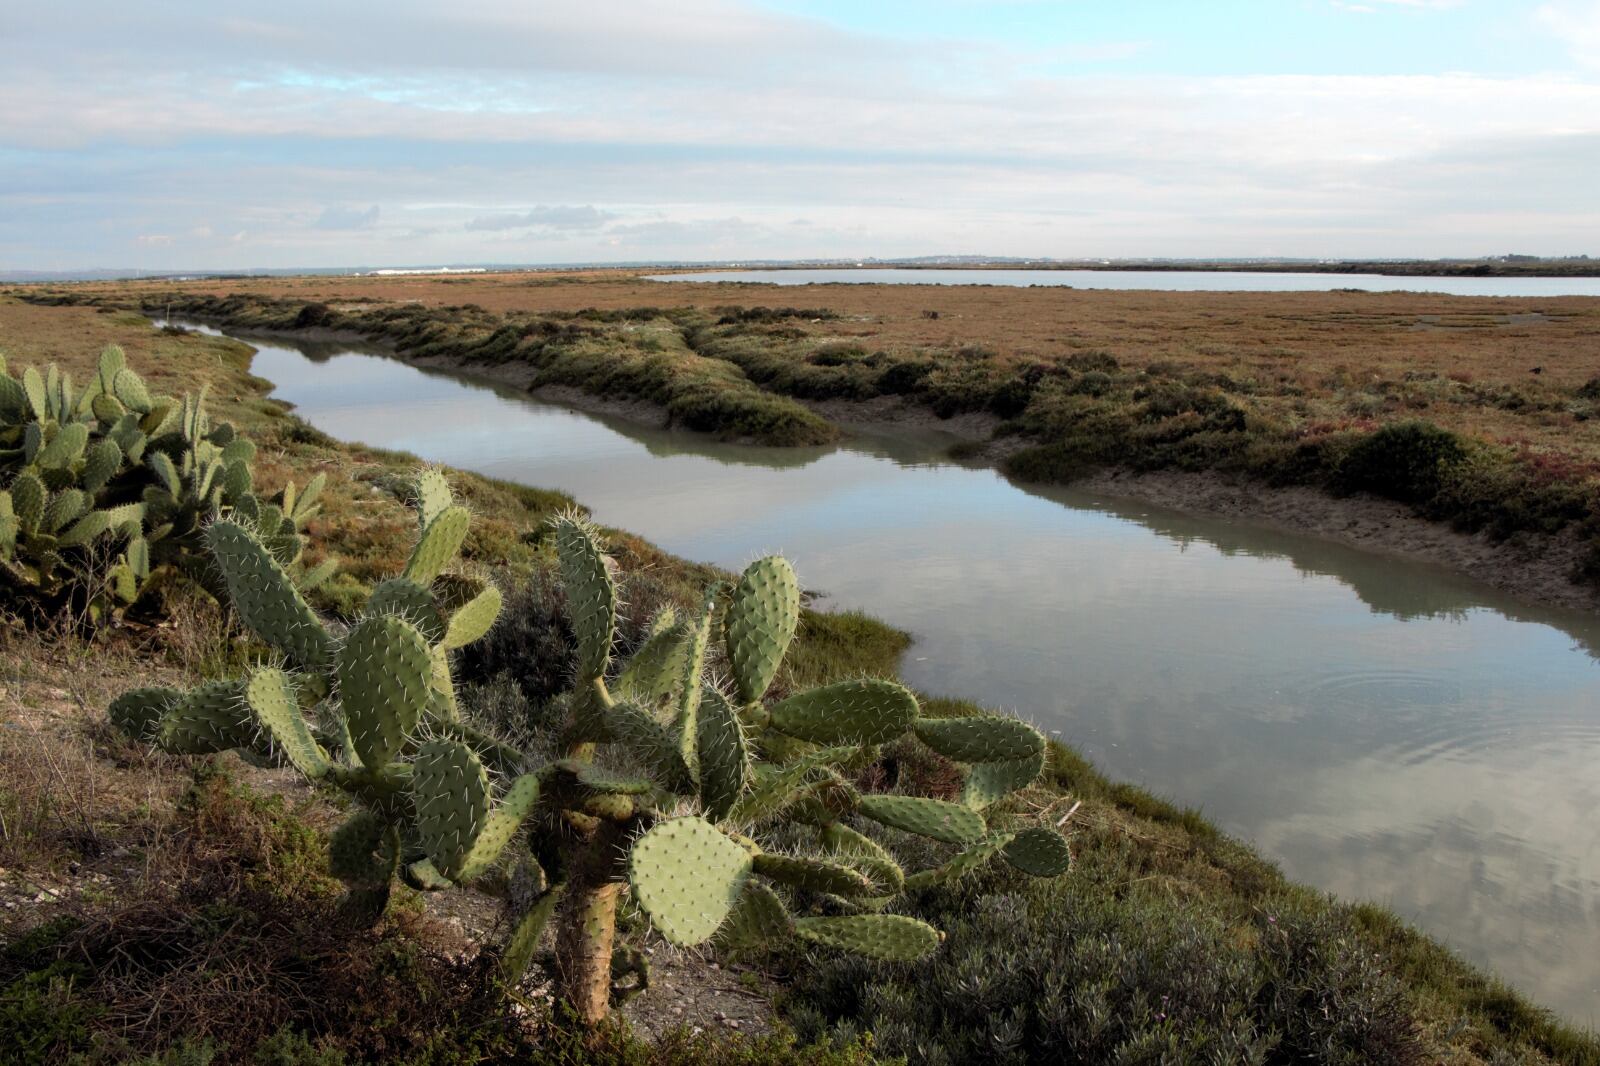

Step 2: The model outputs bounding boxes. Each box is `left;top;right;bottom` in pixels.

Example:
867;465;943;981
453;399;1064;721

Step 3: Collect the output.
553;837;625;1024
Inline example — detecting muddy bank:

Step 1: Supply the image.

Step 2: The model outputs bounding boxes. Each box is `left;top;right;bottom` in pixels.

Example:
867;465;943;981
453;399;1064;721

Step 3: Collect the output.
1073;467;1600;614
802;393;1004;441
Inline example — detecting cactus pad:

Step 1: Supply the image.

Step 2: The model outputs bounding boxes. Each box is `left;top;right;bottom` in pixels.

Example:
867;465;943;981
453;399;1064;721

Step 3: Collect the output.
440;582;502;650
554;516;616;682
456;772;542;881
366;577;446;644
719;880;793;948
696;689;749;820
338;615;434;771
412;739;490;881
499;886;564;983
726;745;854;825
903;831;1016;891
401;858;455;892
752;853;875;897
246;667;331;779
671;593;715;783
792;914;940;961
820;822;905;894
615;609;688;705
414;468;453;528
1003;827;1073;877
10;474;45;531
108;686;182;742
112;366;152;412
605;699;694;793
553;759;657;795
768;679;918;746
158;679;253;754
404;505;470;585
82;439;123;493
913;715;1045;764
961;751;1046;809
627;816;753;947
57;510;112;548
723;556;799;704
37;423;89;470
206;521;331;669
857;794;987;845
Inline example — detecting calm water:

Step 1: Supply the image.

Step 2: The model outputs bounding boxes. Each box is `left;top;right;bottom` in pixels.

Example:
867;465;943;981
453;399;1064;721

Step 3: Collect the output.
193;323;1600;1024
647;267;1600;298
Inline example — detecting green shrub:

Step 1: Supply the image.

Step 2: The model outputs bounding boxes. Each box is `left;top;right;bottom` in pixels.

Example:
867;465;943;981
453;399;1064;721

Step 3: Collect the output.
788;888;1421;1066
1335;421;1469;504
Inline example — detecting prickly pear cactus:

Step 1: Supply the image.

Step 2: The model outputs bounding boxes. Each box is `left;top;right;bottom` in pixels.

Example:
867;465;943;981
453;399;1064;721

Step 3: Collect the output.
0;343;295;620
107;470;1073;1028
531;517;1070;1022
109;468;526;924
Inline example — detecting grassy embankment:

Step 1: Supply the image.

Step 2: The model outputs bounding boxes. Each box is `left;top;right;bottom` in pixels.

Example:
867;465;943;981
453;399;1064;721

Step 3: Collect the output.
25;280;1600;592
2;297;1598;1063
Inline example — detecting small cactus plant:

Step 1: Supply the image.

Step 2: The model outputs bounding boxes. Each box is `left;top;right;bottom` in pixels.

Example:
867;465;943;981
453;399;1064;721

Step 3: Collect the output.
0;344;310;619
110;471;1071;1025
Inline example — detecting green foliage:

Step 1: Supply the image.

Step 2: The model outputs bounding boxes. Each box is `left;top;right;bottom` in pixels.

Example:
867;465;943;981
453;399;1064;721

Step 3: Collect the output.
106;478;1069;1025
0;344;313;621
789;888;1422;1066
0;961;99;1066
1336;420;1470;504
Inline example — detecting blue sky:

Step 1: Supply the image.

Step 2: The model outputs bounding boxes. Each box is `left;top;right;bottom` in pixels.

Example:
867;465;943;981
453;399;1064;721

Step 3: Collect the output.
3;1;1599;270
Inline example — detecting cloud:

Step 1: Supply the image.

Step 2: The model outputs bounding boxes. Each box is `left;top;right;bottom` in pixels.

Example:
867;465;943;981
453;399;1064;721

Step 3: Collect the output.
313;204;380;230
463;205;617;231
1539;1;1600;67
1;2;1597;268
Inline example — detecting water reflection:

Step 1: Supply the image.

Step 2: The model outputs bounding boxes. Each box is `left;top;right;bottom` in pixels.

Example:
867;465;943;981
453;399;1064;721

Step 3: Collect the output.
202;324;1600;1024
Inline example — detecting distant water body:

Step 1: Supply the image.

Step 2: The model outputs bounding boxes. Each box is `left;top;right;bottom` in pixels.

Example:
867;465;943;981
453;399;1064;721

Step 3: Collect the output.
646;268;1600;298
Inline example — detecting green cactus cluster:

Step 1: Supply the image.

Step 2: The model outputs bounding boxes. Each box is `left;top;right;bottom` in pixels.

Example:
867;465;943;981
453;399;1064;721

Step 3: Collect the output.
0;344;315;617
107;471;1071;1025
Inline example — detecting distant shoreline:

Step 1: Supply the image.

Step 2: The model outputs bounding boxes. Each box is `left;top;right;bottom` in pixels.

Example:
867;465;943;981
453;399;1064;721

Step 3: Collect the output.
7;257;1600;284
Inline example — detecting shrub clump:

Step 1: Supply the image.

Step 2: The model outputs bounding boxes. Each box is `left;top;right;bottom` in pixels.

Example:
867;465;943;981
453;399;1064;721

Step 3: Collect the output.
788;888;1421;1066
1335;420;1470;504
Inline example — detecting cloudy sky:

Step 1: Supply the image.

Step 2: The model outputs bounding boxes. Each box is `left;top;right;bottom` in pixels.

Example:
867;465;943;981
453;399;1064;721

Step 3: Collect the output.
5;1;1600;270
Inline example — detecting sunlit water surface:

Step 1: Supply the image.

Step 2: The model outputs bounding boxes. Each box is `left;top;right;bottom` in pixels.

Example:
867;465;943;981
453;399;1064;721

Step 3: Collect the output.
647;267;1600;297
193;324;1600;1024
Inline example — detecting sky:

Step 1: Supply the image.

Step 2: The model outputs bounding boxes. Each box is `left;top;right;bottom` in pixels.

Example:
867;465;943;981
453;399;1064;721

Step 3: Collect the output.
4;1;1600;271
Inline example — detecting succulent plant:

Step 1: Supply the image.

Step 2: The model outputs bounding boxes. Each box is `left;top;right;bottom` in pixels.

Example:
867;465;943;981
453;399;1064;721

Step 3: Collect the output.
109;471;1070;1025
0;344;311;619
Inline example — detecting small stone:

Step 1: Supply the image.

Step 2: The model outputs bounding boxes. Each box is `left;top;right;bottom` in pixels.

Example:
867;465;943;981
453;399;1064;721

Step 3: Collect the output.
725;1019;741;1030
